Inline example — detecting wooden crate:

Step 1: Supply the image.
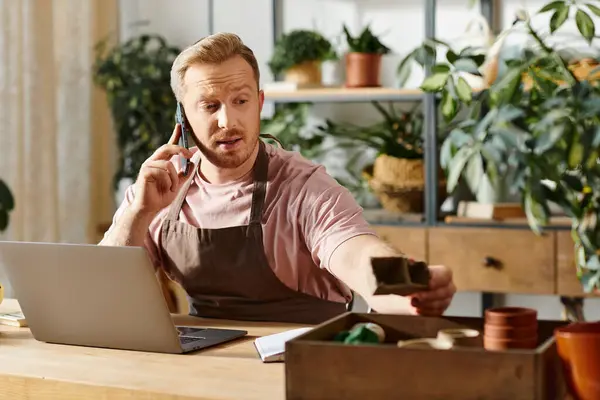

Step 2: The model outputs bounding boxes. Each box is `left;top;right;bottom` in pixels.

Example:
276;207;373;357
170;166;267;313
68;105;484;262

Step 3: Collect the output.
285;312;569;400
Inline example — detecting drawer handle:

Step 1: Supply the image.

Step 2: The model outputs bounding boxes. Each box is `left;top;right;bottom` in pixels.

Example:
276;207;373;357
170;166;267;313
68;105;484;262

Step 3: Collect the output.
483;256;502;269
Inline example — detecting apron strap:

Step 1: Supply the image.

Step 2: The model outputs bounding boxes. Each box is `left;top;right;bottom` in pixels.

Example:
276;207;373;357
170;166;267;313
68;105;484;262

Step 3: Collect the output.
165;150;202;221
259;133;284;149
249;140;269;225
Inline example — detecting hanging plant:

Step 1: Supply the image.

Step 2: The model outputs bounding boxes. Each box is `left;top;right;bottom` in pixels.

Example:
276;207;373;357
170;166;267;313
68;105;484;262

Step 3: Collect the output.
93;34;181;189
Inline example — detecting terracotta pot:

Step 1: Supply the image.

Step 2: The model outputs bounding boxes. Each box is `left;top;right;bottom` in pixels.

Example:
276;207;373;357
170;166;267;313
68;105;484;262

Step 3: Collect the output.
484;324;537;340
555;321;600;400
485;307;538;328
345;52;382;88
483;336;538;351
284;60;322;86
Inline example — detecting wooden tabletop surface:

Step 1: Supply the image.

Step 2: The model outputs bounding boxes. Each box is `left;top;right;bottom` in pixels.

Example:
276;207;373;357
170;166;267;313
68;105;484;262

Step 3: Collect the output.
0;299;307;399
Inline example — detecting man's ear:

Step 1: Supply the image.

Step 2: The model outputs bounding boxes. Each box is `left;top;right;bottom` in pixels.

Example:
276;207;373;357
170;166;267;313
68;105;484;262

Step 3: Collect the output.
258;89;265;113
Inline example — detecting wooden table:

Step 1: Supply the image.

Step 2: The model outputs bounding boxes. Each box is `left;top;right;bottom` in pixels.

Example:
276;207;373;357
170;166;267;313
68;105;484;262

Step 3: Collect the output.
0;299;306;399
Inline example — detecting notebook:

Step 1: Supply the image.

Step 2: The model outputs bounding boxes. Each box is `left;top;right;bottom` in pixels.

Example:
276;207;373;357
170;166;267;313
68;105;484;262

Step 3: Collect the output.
253;327;312;362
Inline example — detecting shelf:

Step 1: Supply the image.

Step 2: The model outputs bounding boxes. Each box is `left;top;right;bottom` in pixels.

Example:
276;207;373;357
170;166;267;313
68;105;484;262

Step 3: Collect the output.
363;209;425;226
263;87;424;103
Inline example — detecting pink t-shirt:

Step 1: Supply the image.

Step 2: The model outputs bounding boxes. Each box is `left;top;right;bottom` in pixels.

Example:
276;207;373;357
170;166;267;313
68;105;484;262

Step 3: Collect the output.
104;142;376;303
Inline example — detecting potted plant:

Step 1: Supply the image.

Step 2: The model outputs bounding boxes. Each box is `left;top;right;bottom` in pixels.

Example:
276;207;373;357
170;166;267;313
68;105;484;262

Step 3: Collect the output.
0;179;14;304
416;0;600;293
0;179;14;233
93;34;181;200
316;102;439;213
268;30;337;86
342;25;392;87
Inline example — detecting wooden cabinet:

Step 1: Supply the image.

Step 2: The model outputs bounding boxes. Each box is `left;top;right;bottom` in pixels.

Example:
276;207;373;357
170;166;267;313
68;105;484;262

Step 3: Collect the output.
555;230;592;297
428;227;555;294
369;224;592;297
371;226;427;262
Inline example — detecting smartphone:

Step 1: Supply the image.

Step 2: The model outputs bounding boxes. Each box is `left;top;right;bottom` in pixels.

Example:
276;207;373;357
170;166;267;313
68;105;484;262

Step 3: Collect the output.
175;102;191;176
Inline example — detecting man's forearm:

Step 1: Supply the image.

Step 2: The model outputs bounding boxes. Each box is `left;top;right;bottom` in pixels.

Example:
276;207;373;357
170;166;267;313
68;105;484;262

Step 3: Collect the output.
329;234;413;313
99;206;155;247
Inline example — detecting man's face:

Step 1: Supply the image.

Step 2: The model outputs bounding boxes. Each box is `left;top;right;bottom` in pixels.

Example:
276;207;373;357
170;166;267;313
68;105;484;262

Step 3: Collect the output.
181;55;264;169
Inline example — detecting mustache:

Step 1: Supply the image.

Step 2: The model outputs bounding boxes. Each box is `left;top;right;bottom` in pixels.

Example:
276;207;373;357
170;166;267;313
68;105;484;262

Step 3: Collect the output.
213;128;244;141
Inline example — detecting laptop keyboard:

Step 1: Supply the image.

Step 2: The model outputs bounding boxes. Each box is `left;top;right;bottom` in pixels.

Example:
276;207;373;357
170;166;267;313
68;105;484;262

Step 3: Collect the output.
179;336;200;345
177;326;207;345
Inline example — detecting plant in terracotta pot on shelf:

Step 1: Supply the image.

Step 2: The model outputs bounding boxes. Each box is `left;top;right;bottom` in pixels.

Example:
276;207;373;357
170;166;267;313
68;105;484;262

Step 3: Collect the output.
0;179;15;305
413;0;600;294
316;102;441;214
342;25;391;88
268;30;337;86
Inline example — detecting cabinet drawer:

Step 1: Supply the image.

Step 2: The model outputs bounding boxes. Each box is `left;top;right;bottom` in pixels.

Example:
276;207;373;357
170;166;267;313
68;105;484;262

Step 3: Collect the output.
428;227;555;294
371;226;427;262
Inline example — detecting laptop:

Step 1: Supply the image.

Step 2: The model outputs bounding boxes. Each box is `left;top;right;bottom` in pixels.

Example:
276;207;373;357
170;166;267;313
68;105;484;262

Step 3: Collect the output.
0;241;247;354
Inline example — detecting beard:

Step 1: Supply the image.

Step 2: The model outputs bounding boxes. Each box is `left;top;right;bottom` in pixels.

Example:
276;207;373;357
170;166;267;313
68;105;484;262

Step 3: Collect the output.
196;128;260;169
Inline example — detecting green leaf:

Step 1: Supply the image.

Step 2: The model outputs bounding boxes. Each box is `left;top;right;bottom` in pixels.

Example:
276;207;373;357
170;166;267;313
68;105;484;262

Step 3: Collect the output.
432;64;451;74
524;188;548;235
562;173;584;192
576;9;595;44
464;153;484;194
0;210;7;232
420;71;449;92
593;126;600;148
447;128;472;147
440;137;454;169
534;125;564;155
569;141;584;168
581;270;600;293
539;1;566;13
446;50;458;65
453;58;481;74
550;6;570;33
456;76;473;104
447;146;474;192
585;3;600;17
587;255;600;270
441;90;458;122
396;51;415;87
0;180;14;211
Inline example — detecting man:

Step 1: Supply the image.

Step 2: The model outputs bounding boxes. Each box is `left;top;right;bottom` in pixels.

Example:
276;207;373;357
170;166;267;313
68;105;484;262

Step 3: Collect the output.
100;32;456;324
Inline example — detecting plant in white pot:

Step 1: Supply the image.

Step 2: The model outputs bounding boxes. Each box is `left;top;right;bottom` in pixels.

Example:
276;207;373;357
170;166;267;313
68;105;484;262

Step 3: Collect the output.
268;30;337;86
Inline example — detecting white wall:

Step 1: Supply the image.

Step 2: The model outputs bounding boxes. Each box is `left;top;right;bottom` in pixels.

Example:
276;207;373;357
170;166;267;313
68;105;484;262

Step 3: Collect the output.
119;0;600;321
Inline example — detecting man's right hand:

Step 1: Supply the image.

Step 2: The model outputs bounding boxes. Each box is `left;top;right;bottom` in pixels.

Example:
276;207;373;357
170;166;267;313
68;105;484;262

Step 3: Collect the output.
130;123;194;217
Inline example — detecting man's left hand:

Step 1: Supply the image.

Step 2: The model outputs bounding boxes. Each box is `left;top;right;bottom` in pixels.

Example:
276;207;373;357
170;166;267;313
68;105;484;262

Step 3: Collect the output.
409;265;456;316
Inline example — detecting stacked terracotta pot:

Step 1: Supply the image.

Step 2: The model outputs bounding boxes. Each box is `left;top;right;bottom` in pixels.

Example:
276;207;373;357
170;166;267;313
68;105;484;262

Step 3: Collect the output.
484;307;538;351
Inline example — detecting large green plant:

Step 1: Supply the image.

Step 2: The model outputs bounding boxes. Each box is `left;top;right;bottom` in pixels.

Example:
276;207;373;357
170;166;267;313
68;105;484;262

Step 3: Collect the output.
416;0;600;292
316;101;425;160
268;30;337;76
93;34;181;188
0;180;14;232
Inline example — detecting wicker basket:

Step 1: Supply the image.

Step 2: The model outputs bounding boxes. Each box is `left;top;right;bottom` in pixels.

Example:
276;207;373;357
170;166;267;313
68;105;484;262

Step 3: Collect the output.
363;155;446;214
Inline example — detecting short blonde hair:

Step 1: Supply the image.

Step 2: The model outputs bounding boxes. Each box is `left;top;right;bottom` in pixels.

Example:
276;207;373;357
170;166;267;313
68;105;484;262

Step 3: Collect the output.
170;32;260;101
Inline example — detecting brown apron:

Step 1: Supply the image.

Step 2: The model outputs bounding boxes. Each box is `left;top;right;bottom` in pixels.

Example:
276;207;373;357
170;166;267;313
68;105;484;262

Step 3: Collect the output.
158;139;349;324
